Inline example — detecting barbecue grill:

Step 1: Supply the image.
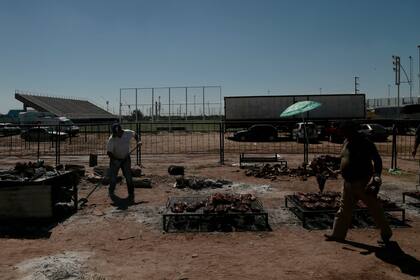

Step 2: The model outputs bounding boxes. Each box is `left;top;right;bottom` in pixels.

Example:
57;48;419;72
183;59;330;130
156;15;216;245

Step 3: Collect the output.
0;170;79;220
163;196;269;232
403;191;420;206
285;193;405;228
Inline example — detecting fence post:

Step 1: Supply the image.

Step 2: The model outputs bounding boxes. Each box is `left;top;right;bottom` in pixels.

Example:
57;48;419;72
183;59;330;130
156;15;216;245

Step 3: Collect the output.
37;124;40;161
55;124;60;165
138;122;142;166
219;122;224;165
135;122;139;166
391;124;397;169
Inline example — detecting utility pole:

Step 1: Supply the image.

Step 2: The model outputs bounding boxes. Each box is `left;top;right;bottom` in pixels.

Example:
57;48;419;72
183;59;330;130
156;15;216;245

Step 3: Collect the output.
319;88;322;94
354;76;360;94
119;89;122;122
387;84;391;106
392;55;401;118
418;45;420;97
409;56;413;101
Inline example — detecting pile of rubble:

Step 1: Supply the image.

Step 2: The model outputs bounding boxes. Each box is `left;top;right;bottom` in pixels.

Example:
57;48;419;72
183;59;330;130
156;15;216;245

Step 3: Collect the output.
0;161;85;182
174;177;232;190
170;193;260;214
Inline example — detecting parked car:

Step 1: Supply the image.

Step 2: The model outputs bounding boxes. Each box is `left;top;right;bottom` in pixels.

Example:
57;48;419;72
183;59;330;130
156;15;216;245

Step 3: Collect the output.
21;127;68;142
292;122;318;143
62;124;80;136
0;123;21;137
325;122;345;143
359;123;389;142
229;124;278;142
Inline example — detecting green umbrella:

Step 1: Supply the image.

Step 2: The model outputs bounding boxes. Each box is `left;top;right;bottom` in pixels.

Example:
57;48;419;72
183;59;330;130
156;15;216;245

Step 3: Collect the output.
280;100;322;165
280;100;322;117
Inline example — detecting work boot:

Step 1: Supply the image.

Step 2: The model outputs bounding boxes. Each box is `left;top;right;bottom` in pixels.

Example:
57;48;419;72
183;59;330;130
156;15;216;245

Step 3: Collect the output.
324;234;345;242
378;233;393;246
128;195;135;205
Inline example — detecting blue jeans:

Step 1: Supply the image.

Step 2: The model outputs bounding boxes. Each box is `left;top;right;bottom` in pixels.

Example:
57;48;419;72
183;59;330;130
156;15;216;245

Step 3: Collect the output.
109;156;134;198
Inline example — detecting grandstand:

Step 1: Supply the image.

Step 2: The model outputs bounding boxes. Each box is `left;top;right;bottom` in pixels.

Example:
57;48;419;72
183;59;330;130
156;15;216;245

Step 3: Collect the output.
15;91;117;123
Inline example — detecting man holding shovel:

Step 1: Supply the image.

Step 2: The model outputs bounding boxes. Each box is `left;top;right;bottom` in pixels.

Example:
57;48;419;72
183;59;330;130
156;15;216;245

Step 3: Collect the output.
107;123;141;204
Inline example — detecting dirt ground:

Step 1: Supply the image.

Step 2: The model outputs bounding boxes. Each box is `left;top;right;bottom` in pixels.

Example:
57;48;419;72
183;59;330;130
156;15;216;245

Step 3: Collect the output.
0;154;420;280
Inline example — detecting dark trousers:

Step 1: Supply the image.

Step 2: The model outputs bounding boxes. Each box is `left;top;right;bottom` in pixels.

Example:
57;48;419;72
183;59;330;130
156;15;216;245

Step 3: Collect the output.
332;179;392;240
109;156;134;198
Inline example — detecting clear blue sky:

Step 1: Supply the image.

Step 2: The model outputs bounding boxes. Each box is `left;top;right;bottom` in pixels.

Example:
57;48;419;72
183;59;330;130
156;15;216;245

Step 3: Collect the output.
0;0;419;114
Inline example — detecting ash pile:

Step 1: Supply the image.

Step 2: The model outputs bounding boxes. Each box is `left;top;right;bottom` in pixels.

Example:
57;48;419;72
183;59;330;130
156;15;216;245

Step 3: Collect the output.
174;177;232;190
0;161;85;182
163;192;269;232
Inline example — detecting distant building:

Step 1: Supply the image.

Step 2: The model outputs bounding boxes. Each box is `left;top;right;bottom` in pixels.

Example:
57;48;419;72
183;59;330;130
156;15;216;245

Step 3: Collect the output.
15;92;117;123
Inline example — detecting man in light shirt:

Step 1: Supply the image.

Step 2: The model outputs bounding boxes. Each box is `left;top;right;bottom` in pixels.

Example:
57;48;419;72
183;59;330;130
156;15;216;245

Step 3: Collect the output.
107;123;140;204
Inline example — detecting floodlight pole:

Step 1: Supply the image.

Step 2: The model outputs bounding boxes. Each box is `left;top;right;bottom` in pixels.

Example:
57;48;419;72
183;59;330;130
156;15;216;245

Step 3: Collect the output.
202;87;205;120
185;87;188;120
409;56;413;101
168;88;171;124
354;77;359;94
135;88;138;123
151;88;154;123
119;89;122;122
418;45;420;97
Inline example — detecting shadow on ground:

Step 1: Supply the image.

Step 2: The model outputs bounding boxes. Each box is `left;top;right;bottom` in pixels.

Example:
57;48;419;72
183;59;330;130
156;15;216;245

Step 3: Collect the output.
340;240;420;277
0;205;75;239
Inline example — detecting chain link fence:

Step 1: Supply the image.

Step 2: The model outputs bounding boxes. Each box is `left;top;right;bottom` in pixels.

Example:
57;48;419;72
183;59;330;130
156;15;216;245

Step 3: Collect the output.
0;121;417;165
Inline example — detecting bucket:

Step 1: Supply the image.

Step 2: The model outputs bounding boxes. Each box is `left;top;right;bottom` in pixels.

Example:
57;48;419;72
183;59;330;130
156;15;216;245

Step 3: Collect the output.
89;154;98;167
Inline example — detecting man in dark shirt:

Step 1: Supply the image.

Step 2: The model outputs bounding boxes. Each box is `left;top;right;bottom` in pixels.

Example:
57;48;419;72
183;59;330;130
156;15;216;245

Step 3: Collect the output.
411;124;420;157
325;121;392;244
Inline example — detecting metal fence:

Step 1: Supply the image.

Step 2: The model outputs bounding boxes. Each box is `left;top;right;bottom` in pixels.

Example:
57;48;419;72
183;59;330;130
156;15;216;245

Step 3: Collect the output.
366;97;420;108
0;121;417;166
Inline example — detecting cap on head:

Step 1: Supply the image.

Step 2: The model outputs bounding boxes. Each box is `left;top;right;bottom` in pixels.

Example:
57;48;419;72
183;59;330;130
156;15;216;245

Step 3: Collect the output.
111;123;122;134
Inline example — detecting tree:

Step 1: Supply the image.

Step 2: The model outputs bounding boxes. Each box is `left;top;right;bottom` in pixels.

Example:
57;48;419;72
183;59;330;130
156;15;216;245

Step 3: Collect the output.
131;109;144;121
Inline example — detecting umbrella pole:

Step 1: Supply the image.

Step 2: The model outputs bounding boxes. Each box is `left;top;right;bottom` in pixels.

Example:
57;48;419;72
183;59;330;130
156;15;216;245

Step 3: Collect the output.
302;115;308;164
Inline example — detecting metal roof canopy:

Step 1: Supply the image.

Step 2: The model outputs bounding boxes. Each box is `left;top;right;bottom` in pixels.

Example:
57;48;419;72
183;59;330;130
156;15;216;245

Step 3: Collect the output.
15;92;117;121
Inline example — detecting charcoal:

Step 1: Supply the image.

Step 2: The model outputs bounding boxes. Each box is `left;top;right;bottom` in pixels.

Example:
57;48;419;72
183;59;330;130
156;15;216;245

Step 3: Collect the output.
0;161;78;183
174;176;231;190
